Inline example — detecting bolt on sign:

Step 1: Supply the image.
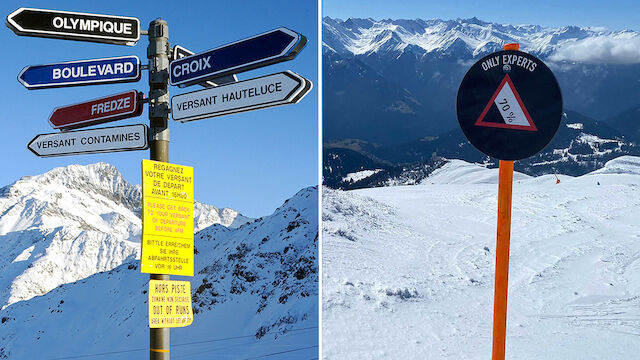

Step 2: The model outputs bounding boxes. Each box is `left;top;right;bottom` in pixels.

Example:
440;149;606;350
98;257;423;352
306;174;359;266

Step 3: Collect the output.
141;160;194;276
149;280;193;328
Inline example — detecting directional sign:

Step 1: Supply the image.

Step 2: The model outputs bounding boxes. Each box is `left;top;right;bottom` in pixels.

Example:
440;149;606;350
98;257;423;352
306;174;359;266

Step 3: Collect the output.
171;71;311;122
49;90;142;130
27;124;148;157
6;7;139;45
172;45;238;88
18;55;140;90
456;50;562;160
141;160;194;277
169;27;306;87
149;280;193;328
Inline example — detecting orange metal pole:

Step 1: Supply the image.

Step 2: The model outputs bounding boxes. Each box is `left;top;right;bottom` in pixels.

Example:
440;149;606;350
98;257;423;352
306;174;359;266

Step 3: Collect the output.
492;160;514;360
492;42;519;360
504;43;520;51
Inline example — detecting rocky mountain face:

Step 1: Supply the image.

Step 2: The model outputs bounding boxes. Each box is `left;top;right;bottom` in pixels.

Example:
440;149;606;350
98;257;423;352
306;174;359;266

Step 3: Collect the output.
0;164;318;359
191;186;318;338
323;17;640;183
0;163;250;309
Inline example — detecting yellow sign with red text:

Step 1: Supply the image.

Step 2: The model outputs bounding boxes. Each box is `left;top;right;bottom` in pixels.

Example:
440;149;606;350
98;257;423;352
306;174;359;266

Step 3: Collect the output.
149;279;193;328
141;159;194;276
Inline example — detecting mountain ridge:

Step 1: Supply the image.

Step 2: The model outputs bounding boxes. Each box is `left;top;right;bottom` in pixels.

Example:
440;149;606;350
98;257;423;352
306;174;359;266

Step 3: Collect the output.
0;163;251;309
322;16;640;177
0;164;318;359
323;16;639;60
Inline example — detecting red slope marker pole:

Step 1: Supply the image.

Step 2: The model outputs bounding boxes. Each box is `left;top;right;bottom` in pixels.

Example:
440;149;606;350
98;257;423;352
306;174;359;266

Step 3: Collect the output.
491;42;519;360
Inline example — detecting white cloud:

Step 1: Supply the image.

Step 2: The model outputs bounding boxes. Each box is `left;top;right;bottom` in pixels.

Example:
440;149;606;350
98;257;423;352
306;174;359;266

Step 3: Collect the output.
549;36;640;64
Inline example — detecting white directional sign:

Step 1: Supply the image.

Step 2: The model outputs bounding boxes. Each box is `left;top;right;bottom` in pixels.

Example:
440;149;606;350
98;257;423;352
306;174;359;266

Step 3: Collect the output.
28;124;148;157
171;71;311;122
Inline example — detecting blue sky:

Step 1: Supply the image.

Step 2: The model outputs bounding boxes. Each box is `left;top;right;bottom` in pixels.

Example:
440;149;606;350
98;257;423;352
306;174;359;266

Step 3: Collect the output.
324;0;640;31
0;0;318;218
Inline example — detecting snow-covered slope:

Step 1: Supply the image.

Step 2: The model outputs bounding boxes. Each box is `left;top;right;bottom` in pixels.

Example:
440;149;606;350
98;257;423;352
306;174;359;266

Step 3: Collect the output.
423;159;531;184
0;186;318;359
0;163;250;310
590;155;640;175
323;156;640;359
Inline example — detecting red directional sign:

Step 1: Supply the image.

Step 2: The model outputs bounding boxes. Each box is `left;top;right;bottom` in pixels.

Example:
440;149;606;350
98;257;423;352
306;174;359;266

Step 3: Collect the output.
49;90;142;130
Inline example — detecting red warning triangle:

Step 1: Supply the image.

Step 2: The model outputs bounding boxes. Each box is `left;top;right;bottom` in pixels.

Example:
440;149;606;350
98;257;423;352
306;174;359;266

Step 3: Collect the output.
475;74;537;131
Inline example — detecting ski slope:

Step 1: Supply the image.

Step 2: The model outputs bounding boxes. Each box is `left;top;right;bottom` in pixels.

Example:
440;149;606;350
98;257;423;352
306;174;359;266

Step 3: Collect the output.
322;156;640;359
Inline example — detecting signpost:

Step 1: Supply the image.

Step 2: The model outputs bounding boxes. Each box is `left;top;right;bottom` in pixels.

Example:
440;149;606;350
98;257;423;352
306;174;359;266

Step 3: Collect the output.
9;7;311;358
141;159;194;277
27;124;148;157
49;90;142;130
456;47;562;160
6;7;140;45
149;280;194;328
456;43;562;360
18;55;140;90
169;27;306;87
145;19;172;359
171;71;311;122
173;45;237;88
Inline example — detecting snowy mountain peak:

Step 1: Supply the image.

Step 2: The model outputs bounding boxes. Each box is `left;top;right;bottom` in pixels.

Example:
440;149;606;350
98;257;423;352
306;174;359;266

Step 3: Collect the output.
323;16;640;62
0;186;318;359
0;163;250;309
2;162;138;209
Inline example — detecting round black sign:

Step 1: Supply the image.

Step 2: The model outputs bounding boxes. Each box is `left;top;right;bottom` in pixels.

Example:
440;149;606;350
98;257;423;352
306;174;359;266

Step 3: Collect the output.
456;50;562;160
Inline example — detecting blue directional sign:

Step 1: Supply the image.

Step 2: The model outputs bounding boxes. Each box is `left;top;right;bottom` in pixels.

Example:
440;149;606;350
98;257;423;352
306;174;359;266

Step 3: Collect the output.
18;55;140;89
169;27;306;87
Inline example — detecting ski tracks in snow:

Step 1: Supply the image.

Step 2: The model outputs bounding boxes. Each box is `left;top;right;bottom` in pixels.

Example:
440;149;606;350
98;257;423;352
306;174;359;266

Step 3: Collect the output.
322;159;640;359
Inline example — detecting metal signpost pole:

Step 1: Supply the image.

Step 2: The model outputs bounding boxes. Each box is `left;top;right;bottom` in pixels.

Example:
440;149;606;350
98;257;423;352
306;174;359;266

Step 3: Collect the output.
492;159;513;360
147;18;170;360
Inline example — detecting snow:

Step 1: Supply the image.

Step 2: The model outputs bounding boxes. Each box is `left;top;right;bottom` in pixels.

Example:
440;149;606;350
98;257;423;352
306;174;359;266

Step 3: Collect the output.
11;245;34;263
0;163;250;310
422;159;530;185
323;156;640;359
324;17;637;61
342;169;383;183
591;156;640;176
566;123;584;130
0;183;318;359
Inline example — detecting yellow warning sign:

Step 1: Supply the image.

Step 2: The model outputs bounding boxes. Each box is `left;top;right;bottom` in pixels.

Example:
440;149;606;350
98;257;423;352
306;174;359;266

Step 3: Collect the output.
141;160;194;276
149;280;194;328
